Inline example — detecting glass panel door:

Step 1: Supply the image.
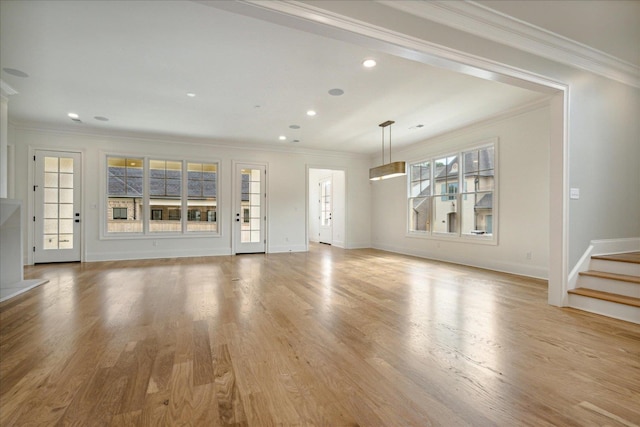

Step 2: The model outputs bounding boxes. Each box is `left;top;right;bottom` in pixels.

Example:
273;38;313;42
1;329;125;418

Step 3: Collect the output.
234;163;266;254
318;177;332;244
35;151;82;263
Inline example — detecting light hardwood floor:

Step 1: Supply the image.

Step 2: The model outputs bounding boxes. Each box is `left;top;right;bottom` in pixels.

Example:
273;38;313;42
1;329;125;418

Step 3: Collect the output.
1;244;639;426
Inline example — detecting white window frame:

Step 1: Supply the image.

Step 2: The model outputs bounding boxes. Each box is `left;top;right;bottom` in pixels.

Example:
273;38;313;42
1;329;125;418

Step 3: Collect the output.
101;153;221;239
406;138;498;245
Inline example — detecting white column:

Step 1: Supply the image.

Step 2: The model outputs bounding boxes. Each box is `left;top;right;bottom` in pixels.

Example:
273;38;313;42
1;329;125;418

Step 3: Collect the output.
1;80;18;199
0;94;8;199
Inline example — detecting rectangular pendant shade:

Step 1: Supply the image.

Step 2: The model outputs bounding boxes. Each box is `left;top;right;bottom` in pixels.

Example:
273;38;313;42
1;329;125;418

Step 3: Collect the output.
369;161;406;181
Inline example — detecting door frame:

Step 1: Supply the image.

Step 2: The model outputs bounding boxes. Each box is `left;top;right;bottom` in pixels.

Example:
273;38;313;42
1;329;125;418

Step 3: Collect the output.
306;165;347;250
28;147;85;265
231;161;268;254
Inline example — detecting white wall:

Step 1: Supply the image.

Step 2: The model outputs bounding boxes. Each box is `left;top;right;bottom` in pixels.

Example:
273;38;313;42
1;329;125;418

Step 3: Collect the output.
11;127;371;263
372;104;550;279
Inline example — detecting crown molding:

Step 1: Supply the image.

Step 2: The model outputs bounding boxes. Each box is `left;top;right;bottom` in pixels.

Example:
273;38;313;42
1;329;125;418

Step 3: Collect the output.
379;0;639;88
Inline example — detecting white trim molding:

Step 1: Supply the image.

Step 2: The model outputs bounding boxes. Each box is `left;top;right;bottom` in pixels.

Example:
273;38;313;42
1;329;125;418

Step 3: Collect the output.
380;0;639;88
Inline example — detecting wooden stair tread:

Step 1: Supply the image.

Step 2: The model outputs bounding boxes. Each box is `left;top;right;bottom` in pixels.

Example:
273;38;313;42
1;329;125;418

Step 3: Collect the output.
578;270;640;284
592;252;640;264
568;288;640;307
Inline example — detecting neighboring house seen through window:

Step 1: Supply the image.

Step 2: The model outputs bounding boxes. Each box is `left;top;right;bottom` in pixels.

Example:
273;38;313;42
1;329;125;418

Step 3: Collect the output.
408;141;496;241
105;156;219;235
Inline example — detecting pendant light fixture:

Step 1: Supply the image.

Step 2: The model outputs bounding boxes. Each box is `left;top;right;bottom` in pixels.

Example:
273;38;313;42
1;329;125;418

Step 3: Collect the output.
369;120;406;181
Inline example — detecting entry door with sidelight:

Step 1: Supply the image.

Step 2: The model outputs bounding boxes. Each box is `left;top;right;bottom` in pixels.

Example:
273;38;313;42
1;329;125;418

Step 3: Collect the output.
234;164;266;254
34;151;82;263
318;177;332;244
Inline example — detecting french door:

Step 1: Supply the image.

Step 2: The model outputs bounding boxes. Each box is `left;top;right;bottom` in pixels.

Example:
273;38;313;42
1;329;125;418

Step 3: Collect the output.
318;177;332;244
234;163;266;254
34;150;82;263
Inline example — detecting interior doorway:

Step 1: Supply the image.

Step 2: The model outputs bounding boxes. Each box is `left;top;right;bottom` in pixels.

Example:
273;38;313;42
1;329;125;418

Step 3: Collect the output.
308;168;345;248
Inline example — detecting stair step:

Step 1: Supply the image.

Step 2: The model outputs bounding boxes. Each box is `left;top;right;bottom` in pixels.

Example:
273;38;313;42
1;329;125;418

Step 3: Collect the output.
568;288;640;308
579;270;640;284
591;252;640;264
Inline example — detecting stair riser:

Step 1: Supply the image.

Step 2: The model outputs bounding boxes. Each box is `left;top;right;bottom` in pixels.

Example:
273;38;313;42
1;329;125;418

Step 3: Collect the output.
590;259;640;276
568;294;640;324
577;276;640;298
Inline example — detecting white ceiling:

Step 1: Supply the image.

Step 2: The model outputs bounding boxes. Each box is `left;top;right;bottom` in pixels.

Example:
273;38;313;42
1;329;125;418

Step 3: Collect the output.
0;1;633;155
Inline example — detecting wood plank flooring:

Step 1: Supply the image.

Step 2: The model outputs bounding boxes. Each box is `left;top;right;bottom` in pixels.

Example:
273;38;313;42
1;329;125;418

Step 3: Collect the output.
1;244;639;426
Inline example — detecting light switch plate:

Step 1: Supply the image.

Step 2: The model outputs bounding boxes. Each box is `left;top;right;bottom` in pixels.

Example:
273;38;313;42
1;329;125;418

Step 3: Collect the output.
570;188;580;199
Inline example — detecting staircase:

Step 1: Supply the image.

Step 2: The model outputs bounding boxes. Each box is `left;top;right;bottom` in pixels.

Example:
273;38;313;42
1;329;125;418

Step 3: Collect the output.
568;252;640;324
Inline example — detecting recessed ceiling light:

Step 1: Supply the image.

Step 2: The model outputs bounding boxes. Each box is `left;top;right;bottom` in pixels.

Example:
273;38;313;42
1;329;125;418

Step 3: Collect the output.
362;59;377;68
328;88;344;96
68;112;79;119
306;110;316;117
186;92;196;97
94;116;109;122
2;68;29;78
289;125;300;129
279;135;287;141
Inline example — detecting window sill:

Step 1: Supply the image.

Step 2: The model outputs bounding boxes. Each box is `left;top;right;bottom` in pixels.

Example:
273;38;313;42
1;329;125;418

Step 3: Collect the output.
406;231;497;246
101;232;221;240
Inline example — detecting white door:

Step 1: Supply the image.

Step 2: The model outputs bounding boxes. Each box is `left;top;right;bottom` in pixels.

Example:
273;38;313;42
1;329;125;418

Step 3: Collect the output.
234;163;266;254
34;151;82;263
318;177;332;244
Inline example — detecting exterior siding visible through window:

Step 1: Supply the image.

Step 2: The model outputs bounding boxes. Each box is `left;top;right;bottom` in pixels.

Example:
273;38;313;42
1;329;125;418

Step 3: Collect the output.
408;141;496;241
187;162;217;232
107;157;143;233
105;156;219;236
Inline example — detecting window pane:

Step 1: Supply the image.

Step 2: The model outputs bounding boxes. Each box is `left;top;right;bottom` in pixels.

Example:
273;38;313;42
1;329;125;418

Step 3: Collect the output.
60;189;73;204
409;197;430;232
107;156;144;233
59;173;73;189
479;146;494;171
107;197;142;233
149;159;182;233
464;150;478;174
44;204;58;219
59;157;74;173
410;162;430;197
461;191;493;235
44;157;58;172
187;162;217;233
59;234;73;249
59;219;74;234
59;204;73;219
44;188;58;204
433;195;458;234
43;235;58;250
187;199;217;232
45;172;58;188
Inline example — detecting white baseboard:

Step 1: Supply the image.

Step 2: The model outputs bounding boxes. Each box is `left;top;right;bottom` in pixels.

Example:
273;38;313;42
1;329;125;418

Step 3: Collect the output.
372;242;548;280
268;245;307;254
86;247;232;262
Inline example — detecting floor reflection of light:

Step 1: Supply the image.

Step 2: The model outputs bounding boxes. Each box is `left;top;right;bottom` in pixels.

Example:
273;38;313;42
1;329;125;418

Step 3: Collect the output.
406;266;499;385
321;255;333;308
